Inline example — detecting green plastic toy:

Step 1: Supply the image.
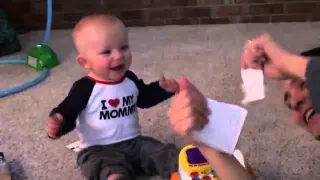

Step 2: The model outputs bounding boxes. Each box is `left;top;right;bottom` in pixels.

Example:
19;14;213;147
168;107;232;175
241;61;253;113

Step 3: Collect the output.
27;44;59;71
0;0;60;98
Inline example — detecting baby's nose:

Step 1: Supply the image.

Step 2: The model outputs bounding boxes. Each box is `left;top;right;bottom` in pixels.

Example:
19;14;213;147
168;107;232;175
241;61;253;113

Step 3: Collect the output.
113;51;123;60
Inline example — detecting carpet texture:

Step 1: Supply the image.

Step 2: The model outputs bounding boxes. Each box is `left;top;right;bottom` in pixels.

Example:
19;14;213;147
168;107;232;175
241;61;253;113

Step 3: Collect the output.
1;23;320;180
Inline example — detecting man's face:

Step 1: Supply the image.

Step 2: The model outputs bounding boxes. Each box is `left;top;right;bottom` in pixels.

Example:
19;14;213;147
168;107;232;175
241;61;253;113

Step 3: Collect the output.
283;79;320;140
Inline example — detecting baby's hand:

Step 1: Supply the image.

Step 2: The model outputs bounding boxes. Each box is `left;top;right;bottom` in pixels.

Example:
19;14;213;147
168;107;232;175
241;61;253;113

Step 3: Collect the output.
159;74;180;93
47;113;64;139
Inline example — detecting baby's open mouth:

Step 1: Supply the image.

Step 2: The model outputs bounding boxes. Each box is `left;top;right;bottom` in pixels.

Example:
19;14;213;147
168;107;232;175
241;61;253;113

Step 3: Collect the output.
110;64;125;71
303;107;315;123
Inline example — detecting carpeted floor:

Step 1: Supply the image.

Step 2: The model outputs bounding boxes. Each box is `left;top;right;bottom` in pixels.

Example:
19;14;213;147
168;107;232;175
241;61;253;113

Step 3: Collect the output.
1;23;320;180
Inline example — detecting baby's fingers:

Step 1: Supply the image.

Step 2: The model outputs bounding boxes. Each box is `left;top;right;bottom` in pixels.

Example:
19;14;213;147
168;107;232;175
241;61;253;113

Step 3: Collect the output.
47;115;64;138
159;74;167;87
47;120;61;133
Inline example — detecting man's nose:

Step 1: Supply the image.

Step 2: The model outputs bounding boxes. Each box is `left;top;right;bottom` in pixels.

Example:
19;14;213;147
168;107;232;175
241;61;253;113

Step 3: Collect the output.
290;89;306;110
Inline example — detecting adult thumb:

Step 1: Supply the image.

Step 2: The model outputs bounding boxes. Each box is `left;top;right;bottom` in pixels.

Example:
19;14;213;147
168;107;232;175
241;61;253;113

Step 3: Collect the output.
177;77;191;90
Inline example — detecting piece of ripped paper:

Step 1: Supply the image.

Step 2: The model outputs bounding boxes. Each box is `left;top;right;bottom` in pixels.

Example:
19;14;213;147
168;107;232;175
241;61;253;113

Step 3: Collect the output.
192;99;248;155
241;68;265;105
66;141;81;152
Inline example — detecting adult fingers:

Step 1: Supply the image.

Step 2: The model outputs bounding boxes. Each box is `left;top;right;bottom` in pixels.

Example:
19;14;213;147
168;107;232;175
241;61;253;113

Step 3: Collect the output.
169;100;208;126
178;83;209;125
242;48;265;70
242;39;257;69
168;107;194;136
168;97;209;133
176;77;191;91
169;90;190;112
170;88;207;116
255;33;272;47
169;108;207;136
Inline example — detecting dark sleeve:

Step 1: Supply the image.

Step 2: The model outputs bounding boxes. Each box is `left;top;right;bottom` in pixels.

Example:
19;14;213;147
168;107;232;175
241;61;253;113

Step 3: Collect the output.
306;57;320;113
126;70;174;109
300;47;320;57
49;77;95;137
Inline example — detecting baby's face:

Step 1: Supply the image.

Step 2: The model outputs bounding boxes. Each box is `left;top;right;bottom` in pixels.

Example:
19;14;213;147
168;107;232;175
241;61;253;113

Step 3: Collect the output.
78;22;132;82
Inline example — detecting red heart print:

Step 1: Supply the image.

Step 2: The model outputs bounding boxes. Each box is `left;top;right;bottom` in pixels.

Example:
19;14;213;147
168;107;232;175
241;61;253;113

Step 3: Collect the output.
108;98;120;108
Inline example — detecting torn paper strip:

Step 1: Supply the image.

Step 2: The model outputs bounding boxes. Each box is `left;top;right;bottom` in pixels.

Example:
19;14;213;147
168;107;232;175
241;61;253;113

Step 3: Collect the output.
66;141;82;152
241;68;265;105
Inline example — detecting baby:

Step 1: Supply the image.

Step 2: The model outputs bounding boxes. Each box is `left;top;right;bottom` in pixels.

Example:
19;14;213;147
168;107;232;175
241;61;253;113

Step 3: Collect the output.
47;14;180;180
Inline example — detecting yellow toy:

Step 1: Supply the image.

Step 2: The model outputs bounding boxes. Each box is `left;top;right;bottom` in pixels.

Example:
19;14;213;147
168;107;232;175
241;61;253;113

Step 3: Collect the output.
171;145;255;180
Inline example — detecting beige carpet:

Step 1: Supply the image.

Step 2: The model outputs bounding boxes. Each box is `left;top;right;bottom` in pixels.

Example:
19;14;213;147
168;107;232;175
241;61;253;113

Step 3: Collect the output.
1;23;320;180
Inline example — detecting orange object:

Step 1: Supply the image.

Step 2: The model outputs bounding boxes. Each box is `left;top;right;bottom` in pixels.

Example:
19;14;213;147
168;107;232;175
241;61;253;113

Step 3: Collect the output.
170;172;180;180
246;164;256;179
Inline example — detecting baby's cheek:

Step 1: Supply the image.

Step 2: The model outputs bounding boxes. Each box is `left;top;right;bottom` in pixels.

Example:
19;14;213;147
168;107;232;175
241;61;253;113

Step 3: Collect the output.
96;64;110;74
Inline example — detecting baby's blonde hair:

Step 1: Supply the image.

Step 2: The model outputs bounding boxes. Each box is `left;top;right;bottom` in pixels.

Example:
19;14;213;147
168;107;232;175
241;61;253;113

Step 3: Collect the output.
73;14;120;34
72;14;125;54
72;14;123;39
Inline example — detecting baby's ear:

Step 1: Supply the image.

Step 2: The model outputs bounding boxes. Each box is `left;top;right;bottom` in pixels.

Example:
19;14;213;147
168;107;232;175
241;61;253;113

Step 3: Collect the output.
77;56;90;69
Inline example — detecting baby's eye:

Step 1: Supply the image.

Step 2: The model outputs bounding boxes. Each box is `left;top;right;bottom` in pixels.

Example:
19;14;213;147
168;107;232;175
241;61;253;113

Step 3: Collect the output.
120;45;129;51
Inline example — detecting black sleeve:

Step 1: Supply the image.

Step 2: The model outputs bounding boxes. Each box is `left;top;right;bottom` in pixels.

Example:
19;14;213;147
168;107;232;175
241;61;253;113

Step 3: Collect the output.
126;70;174;109
49;77;95;137
306;57;320;113
300;47;320;57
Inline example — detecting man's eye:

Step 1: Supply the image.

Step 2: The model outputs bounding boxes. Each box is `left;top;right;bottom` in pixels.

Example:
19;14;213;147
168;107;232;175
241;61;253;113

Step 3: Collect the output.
299;82;306;89
120;45;129;51
284;92;293;110
103;50;111;55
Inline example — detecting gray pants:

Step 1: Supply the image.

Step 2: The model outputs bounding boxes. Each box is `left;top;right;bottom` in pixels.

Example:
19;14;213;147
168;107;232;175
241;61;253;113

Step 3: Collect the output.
77;136;179;180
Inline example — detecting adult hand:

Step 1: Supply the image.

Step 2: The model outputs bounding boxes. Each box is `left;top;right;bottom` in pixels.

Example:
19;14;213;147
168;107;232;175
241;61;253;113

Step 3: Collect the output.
168;78;210;137
241;34;296;80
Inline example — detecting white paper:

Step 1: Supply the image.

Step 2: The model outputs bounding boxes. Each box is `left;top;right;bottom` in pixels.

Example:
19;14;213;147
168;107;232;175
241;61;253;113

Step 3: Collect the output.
192;99;248;155
66;141;82;152
241;68;265;105
233;149;246;168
